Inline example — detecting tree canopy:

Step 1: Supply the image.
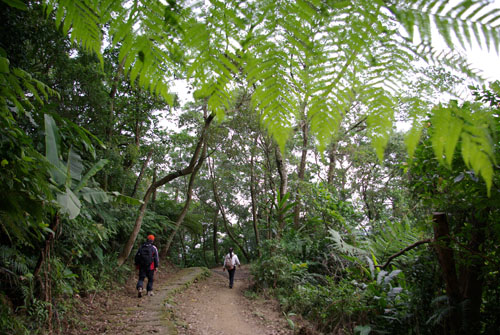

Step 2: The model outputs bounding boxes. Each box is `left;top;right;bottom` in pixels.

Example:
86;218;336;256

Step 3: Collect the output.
1;1;500;334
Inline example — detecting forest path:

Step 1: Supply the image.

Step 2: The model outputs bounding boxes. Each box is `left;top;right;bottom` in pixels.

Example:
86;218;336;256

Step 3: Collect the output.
172;265;292;335
68;265;296;335
68;266;206;334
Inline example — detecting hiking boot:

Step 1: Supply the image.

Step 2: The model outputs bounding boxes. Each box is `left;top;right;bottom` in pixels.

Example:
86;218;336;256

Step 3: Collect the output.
147;291;154;296
138;287;143;298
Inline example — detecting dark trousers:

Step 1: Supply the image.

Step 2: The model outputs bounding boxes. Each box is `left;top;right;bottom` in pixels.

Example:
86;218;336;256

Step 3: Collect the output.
136;268;155;292
228;268;236;288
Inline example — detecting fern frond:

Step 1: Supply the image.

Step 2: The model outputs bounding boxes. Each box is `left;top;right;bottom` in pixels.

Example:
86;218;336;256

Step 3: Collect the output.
44;0;105;61
327;228;367;258
365;88;396;161
0;60;59;117
430;101;496;194
369;220;423;264
389;0;500;53
414;43;484;82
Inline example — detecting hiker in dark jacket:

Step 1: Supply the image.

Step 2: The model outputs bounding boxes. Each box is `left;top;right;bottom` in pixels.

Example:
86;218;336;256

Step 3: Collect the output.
222;247;240;288
135;234;159;298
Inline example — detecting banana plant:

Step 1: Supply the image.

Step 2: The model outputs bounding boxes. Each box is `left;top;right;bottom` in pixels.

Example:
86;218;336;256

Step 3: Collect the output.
44;114;109;219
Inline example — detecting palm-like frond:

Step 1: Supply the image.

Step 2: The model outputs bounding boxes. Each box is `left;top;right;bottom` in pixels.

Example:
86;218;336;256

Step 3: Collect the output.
33;0;500;190
389;0;500;53
369;220;424;265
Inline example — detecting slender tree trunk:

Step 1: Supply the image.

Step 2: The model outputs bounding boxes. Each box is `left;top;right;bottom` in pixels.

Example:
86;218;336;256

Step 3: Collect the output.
293;116;308;228
106;57;125;141
117;113;214;266
265;202;272;239
327;142;337;185
152;167;157;207
34;214;60;279
103;56;126;191
213;208;219;265
179;230;187;266
201;226;209;267
249;143;261;257
33;214;60;335
275;145;288;234
131;148;153;198
163;141;207;255
260;137;276;239
210;160;250;262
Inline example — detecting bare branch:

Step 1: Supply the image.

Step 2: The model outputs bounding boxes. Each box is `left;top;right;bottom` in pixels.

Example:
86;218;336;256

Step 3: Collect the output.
376;239;433;269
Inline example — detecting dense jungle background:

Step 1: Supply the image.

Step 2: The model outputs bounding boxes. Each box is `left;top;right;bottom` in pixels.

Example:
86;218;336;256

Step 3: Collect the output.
1;0;499;334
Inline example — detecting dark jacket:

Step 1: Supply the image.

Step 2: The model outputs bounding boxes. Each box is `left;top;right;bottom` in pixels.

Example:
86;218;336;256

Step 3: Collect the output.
135;241;159;270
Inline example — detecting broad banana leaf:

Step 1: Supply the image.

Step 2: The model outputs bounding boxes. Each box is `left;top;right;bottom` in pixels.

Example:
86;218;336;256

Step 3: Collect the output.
57;187;81;219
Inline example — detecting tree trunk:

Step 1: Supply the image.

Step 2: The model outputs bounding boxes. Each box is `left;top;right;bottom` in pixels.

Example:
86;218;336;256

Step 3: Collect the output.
201;225;209;267
249;143;261;257
432;212;462;334
33;214;60;335
293;116;308;228
458;209;488;334
131;148;153;198
432;210;489;335
103;56;126;191
274;145;288;234
327;142;337;185
33;214;60;279
210;160;250;262
162;141;207;256
213;208;219;265
179;230;187;266
152;167;157;207
117;113;214;266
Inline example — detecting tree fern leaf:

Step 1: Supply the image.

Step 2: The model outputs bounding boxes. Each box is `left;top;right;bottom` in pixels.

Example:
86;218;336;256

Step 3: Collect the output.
435;15;454;48
461;20;473;49
471;21;483;49
446;114;463;167
435;0;448;15
485;13;500;25
452;19;467;50
404;99;427;159
492;27;500;54
481;23;492;52
365;89;395;162
430;104;451;165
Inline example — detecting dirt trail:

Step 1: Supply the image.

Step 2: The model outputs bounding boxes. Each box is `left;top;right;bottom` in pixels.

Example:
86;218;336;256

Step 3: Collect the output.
67;266;206;334
67;265;297;335
172;265;293;335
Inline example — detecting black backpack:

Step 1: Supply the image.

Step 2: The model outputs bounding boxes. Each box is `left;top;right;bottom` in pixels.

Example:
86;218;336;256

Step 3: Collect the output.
135;243;153;267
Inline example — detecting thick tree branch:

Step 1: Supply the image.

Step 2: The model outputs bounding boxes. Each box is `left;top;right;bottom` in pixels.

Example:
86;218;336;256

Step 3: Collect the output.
117;112;215;266
162;140;208;256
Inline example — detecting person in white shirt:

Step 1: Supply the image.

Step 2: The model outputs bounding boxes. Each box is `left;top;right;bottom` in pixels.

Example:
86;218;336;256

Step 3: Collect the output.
222;247;240;288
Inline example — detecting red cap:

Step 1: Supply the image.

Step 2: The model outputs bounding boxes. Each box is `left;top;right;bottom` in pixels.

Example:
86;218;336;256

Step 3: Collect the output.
147;234;155;241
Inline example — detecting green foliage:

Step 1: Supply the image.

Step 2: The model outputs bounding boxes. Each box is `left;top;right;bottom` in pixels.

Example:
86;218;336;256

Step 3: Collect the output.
32;0;498;191
1;0;500;333
408;85;500;333
44;114;109;219
389;0;500;53
369;220;427;267
429;100;496;194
